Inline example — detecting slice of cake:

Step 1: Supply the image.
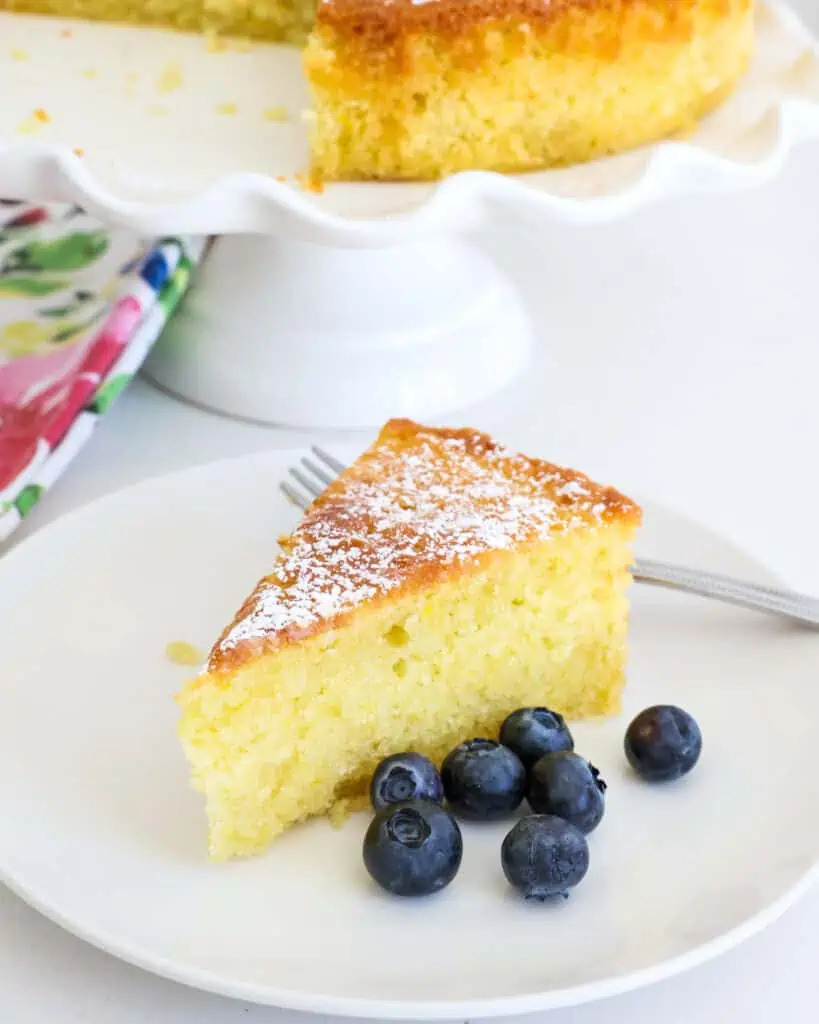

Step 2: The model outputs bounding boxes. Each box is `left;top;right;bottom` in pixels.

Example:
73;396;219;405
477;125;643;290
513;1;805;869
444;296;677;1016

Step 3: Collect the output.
304;0;755;180
177;420;641;860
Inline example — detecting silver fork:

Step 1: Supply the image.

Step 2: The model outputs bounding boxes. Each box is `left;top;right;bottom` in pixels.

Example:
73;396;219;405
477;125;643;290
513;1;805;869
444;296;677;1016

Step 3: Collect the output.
282;447;819;629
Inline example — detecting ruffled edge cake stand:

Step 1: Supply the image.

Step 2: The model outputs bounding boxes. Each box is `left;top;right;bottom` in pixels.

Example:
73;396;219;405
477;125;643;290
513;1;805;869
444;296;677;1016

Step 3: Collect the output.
1;1;818;427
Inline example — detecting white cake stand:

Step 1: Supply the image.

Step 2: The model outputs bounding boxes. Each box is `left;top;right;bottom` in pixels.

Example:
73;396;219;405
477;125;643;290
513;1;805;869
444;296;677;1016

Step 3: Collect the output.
1;2;818;427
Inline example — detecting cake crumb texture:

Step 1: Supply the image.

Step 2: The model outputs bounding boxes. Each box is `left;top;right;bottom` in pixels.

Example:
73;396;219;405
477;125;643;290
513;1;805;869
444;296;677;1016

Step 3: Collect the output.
177;420;641;860
305;0;754;179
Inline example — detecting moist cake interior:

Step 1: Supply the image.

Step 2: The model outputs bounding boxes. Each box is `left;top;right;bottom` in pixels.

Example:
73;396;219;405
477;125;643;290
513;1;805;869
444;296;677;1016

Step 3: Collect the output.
177;420;642;859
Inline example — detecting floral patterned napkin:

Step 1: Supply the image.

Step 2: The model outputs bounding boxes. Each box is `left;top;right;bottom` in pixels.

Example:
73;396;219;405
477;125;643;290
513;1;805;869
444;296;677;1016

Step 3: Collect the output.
0;202;206;543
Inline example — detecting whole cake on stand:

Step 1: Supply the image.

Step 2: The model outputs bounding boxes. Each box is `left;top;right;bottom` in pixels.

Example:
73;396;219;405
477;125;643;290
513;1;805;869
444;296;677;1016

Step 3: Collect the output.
0;1;816;426
1;0;755;180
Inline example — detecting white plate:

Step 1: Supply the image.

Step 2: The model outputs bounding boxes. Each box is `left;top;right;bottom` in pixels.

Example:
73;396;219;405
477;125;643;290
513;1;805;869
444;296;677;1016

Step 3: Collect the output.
0;3;818;242
1;448;818;1019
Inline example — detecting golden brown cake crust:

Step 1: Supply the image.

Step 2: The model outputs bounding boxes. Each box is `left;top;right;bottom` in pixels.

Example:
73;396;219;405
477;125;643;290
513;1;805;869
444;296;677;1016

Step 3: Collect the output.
206;419;640;675
316;0;745;49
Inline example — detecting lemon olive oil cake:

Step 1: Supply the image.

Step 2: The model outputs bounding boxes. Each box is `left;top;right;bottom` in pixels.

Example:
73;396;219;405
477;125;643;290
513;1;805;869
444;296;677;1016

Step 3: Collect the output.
177;420;641;860
305;0;755;179
3;0;754;178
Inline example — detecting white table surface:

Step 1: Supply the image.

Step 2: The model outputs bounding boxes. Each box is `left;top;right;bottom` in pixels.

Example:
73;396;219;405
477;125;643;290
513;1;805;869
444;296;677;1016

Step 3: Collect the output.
3;2;819;1017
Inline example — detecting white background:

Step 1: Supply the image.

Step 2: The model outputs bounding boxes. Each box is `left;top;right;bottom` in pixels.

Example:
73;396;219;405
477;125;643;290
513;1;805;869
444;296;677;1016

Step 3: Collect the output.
3;0;819;1018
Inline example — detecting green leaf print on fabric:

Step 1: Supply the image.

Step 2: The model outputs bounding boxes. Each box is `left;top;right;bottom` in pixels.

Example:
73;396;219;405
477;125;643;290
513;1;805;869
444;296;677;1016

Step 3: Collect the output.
46;308;107;347
2;230;110;274
50;323;86;344
50;312;105;345
0;277;68;298
39;305;76;319
14;484;44;518
89;373;132;415
40;291;98;319
158;256;192;315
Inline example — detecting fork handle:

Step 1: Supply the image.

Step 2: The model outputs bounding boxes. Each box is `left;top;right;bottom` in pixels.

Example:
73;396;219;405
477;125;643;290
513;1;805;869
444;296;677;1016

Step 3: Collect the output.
633;558;819;627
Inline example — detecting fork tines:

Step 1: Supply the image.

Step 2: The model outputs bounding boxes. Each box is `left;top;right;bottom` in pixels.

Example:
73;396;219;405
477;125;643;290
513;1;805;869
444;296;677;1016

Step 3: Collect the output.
280;446;345;512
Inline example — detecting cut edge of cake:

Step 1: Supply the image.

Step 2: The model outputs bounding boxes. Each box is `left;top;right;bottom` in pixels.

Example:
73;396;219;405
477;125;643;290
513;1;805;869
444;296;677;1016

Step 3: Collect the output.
304;0;755;180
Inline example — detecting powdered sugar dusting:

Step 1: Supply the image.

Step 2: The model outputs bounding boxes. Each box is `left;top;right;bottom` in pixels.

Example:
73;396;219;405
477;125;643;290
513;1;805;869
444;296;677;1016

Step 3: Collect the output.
211;426;636;666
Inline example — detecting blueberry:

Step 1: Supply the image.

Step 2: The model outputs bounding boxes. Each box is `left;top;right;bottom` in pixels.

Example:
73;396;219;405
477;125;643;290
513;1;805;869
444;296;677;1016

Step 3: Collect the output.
528;751;606;834
625;705;702;782
370;752;444;811
441;739;527;820
500;707;574;767
362;801;462;897
502;814;589;900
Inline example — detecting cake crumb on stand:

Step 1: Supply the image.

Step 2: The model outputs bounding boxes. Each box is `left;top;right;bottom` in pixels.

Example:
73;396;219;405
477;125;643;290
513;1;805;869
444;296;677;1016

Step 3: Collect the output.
156;60;183;94
16;108;51;136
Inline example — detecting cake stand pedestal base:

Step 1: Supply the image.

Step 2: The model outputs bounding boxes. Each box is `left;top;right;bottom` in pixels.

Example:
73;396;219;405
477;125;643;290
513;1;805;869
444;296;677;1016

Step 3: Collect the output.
143;234;533;429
